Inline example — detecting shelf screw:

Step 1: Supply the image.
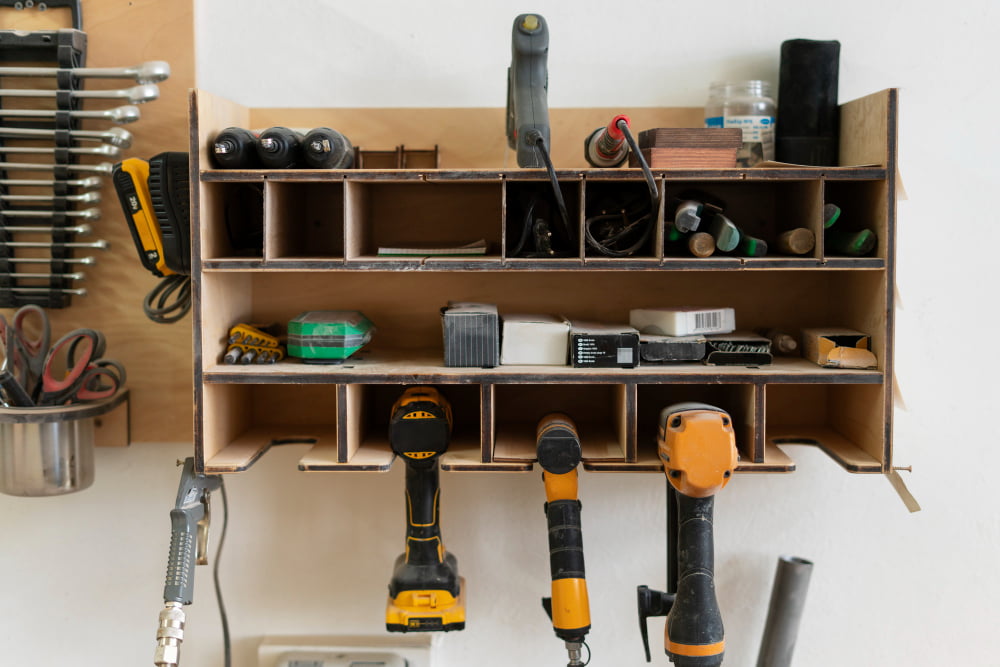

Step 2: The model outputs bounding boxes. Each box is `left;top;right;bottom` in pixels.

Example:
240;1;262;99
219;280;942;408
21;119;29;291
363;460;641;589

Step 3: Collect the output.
893;465;912;473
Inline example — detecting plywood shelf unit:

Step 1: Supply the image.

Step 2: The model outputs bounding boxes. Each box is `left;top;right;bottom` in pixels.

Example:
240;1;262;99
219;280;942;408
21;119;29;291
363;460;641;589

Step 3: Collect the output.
191;88;898;478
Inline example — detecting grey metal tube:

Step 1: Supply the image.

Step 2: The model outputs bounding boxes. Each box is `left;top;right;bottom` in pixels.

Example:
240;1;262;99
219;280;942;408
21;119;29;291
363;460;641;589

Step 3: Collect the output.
757;555;814;667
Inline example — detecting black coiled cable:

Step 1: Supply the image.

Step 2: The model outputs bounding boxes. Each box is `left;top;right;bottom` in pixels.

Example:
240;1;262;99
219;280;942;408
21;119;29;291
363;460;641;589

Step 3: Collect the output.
143;274;191;324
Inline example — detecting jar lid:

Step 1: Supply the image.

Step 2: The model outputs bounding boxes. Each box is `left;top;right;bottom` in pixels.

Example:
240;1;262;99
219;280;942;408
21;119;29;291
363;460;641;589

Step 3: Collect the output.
709;80;773;98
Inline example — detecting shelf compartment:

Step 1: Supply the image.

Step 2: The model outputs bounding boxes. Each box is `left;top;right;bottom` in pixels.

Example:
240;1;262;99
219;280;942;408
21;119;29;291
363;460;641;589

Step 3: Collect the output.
342;383;482;465
821;179;889;261
662;180;822;261
345;179;503;261
764;383;885;472
202;270;886;360
636;383;758;464
201;181;265;260
265;180;345;261
201;383;340;473
503;178;583;261
492;383;631;464
583;178;662;260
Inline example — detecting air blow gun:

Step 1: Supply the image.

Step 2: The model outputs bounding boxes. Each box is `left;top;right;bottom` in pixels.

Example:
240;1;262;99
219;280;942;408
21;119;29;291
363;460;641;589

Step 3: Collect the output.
153;458;223;667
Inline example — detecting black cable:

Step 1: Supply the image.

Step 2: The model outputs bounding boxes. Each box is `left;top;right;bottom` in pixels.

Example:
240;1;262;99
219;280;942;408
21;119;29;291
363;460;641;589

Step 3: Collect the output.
617;118;659;208
213;479;231;667
581;640;592;666
527;130;574;246
143;274;191;324
583;120;661;257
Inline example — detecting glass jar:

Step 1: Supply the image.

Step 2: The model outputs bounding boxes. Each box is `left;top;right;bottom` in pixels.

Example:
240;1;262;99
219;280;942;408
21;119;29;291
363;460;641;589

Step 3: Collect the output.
705;81;776;166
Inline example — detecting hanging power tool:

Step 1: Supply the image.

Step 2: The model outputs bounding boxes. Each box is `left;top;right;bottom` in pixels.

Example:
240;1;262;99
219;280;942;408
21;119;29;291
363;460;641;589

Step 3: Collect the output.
153;458;226;667
537;414;591;667
505;13;574;257
386;386;465;633
112;152;192;323
637;403;739;666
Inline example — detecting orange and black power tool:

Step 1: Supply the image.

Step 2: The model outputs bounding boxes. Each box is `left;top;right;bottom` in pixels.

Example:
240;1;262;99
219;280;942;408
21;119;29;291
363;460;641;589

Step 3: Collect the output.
537;414;591;666
638;403;739;666
386;386;465;633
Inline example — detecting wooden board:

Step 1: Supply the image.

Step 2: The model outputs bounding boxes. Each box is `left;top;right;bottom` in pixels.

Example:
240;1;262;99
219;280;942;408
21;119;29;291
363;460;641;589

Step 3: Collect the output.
0;0;195;444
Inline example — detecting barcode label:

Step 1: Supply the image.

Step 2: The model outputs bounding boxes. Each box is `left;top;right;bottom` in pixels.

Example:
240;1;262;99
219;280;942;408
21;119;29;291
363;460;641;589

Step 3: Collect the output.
695;311;722;331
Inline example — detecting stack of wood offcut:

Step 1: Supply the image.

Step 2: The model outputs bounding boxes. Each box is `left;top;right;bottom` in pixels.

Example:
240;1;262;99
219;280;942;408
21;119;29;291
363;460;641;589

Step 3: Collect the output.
629;128;742;168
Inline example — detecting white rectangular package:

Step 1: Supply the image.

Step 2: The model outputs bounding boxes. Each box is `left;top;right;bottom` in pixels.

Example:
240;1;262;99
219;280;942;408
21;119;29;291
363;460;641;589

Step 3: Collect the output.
500;314;570;365
630;307;736;336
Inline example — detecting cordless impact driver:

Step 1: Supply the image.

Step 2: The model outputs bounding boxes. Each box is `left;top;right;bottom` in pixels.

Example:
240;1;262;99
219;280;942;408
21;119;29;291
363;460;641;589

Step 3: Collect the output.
537;413;592;666
386;386;465;632
638;403;739;666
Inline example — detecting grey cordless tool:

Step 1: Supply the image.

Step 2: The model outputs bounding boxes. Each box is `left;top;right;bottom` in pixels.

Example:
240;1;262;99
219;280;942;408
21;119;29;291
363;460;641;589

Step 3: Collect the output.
154;458;224;667
506;13;550;167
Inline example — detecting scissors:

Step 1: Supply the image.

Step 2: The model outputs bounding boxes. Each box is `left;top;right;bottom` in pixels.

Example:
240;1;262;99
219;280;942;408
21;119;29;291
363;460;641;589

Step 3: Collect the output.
0;334;35;407
36;328;123;406
0;304;50;401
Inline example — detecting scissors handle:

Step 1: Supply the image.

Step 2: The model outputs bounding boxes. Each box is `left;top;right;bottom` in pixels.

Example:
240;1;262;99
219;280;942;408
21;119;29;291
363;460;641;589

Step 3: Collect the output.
38;330;97;406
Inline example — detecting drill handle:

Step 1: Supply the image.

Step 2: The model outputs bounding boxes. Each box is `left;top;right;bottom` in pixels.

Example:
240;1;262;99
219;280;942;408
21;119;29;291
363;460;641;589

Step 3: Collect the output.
636;585;674;662
668;493;725;666
404;461;444;563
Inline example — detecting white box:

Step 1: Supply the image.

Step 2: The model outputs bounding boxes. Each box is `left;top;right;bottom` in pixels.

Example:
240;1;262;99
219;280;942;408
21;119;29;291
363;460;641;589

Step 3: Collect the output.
630;307;736;336
500;314;570;365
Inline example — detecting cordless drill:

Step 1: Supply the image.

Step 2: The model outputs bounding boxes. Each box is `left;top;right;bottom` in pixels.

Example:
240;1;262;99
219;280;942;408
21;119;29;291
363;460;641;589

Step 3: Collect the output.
537;413;592;667
638;403;739;666
386;386;466;632
153;458;223;667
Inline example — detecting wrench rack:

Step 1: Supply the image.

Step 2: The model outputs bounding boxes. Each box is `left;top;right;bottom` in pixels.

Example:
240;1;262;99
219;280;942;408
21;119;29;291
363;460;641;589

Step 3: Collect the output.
0;20;98;308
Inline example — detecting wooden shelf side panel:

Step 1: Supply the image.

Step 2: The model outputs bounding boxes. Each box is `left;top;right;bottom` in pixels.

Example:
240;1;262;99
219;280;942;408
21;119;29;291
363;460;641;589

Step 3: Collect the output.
839;88;896;168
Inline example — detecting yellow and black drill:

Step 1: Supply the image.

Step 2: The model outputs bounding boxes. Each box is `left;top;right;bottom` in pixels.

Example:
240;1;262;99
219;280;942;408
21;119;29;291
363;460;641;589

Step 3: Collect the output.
386;386;466;632
638;402;739;666
537;413;591;666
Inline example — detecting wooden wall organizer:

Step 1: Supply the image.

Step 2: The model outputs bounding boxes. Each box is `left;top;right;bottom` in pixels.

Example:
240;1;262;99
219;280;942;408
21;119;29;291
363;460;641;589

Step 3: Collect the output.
191;88;897;477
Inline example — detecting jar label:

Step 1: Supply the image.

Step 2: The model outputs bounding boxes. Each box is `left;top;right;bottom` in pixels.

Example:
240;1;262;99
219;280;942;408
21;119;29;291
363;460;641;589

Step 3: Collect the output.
705;114;775;163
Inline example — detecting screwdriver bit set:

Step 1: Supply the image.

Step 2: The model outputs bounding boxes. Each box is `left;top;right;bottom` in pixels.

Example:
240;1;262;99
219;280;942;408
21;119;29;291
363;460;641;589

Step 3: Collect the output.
0;0;170;307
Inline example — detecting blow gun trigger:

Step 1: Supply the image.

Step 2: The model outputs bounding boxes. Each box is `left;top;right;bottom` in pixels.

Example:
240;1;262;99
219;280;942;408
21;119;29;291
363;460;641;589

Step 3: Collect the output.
195;496;211;566
637;585;673;663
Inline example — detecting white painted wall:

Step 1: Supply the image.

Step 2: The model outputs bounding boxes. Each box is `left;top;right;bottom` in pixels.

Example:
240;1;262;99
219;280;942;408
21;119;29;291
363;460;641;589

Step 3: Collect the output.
2;1;998;665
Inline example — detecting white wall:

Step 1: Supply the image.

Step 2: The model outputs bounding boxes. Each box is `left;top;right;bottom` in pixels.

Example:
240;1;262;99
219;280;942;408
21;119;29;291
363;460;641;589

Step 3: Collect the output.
2;1;998;665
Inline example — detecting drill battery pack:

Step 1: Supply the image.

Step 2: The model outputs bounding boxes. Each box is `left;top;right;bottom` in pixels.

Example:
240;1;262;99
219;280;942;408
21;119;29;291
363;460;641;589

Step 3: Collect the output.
286;311;374;363
386;575;467;633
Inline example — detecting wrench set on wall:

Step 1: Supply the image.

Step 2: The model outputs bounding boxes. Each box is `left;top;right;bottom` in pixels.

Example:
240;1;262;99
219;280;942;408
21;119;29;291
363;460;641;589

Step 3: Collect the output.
0;0;169;308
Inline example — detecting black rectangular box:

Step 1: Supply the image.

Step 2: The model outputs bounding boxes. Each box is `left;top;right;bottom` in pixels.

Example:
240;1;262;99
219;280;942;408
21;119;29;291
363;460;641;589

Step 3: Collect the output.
441;302;499;368
570;321;639;369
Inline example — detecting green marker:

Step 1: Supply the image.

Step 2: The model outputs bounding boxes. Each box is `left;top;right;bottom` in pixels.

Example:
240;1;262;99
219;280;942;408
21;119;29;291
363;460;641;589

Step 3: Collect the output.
737;233;768;257
823;203;841;228
708;213;740;252
826;228;876;256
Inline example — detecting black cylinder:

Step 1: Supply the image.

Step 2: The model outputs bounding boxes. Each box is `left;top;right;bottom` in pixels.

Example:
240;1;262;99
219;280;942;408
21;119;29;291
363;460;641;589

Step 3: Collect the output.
545;498;585;580
211;127;260;169
302;127;354;169
776;39;841;166
255;126;304;168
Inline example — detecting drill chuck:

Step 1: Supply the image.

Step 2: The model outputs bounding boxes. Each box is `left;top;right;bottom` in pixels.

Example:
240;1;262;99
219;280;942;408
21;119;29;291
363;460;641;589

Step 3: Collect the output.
211;127;260;169
153;601;185;667
302;127;354;169
255;126;304;168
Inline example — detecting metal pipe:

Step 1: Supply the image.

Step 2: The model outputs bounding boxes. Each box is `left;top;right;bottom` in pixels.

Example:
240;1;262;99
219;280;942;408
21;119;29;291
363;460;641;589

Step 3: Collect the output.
757;555;814;667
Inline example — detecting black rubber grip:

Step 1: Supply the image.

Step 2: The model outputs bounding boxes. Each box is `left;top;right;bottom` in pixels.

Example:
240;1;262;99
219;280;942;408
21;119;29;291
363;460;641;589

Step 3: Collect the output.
667;492;724;666
163;526;195;605
545;498;585;580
